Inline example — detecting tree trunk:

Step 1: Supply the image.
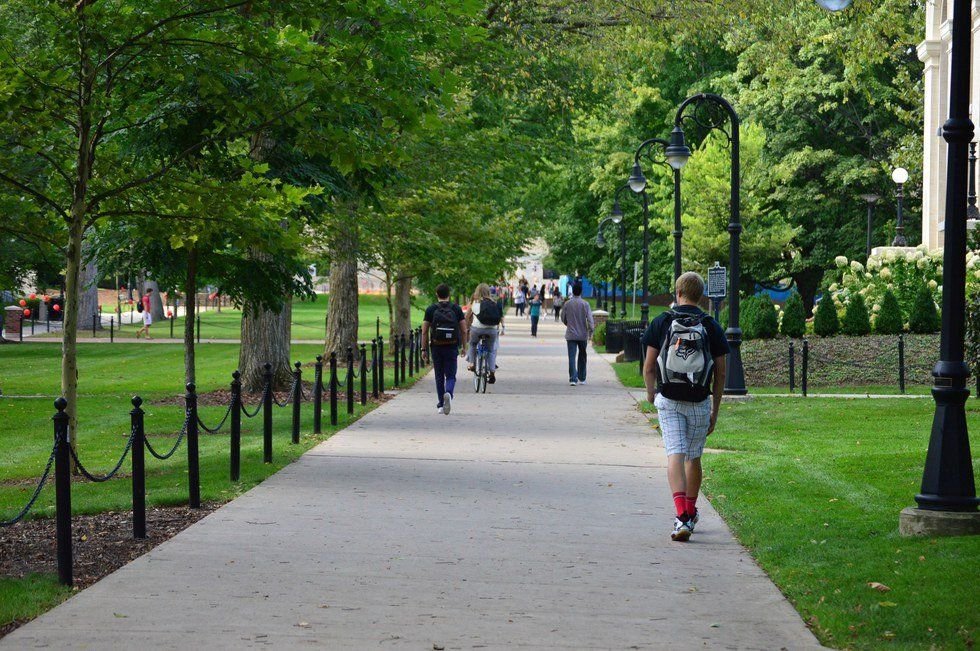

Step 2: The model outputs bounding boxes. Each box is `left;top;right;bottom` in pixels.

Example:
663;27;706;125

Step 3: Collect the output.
62;213;83;469
240;299;293;391
143;279;166;321
384;268;395;340
324;200;359;357
393;274;413;340
77;232;102;331
184;249;198;387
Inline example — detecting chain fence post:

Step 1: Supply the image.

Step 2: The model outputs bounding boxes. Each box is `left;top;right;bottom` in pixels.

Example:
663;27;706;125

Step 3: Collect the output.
376;316;380;340
92;312;97;338
408;329;415;377
392;335;400;387
53;398;72;586
401;334;407;384
262;363;273;463
801;338;809;398
347;346;355;415
898;333;906;394
230;371;242;481
292;361;302;444
196;314;201;344
110;316;114;343
131;396;146;539
360;344;368;405
789;341;795;394
19;315;23;342
313;356;323;434
170;313;174;339
186;383;201;508
417;327;423;369
329;352;338;426
371;340;379;398
378;337;385;394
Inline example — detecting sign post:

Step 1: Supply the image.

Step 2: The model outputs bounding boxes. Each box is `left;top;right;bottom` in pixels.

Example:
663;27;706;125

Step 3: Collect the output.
706;262;727;322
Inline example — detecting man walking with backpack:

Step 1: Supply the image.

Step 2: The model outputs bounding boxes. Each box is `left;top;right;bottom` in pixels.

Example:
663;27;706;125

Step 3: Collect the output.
560;282;594;386
421;284;467;415
642;272;728;542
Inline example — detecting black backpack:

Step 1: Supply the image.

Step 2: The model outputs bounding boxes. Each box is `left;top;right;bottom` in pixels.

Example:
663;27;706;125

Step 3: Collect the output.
431;302;460;346
136;300;144;313
476;298;501;326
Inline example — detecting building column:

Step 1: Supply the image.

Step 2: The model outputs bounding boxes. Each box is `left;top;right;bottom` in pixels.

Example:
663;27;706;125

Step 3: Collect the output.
920;39;945;250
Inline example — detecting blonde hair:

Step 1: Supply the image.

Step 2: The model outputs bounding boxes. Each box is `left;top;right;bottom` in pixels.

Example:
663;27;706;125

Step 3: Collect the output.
676;272;705;302
471;283;492;303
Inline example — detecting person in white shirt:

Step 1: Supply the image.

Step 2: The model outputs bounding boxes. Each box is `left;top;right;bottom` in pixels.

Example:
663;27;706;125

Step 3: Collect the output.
465;283;503;384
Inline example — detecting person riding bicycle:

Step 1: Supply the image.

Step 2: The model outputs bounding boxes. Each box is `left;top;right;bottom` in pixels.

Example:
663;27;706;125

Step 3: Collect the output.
465;283;503;384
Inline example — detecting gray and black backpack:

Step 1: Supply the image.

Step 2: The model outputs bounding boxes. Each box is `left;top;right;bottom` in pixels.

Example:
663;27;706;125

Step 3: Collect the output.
656;311;714;402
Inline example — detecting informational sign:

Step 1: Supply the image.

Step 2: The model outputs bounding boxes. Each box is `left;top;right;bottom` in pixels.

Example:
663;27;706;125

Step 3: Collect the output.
707;264;727;299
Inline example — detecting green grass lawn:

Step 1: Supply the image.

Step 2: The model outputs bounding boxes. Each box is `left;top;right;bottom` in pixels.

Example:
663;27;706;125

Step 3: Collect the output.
0;332;424;630
700;399;980;649
70;294;427;342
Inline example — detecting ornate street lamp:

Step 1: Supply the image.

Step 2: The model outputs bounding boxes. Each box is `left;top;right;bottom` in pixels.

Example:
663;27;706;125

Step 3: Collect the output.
892;167;909;246
818;0;979;528
859;193;880;258
671;93;745;396
597;211;628;319
627;137;684;325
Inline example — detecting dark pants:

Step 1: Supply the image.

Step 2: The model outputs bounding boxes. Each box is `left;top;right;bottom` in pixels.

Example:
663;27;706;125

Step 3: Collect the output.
515;303;525;317
431;345;458;407
567;340;588;382
530;315;539;337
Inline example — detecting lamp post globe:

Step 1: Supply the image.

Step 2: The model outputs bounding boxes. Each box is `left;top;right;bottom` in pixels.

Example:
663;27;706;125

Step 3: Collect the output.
892;167;909;247
665;126;692;171
816;0;852;9
596;231;606;248
628;162;647;194
610;203;624;224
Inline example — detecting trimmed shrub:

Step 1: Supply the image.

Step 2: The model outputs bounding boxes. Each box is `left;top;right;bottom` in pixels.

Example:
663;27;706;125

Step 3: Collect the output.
739;296;761;339
593;321;606;346
874;289;904;334
780;292;806;338
813;288;839;337
751;295;779;339
909;283;941;333
841;293;871;336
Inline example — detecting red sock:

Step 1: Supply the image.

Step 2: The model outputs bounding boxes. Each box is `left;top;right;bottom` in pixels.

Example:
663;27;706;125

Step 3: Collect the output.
672;491;687;517
686;495;697;516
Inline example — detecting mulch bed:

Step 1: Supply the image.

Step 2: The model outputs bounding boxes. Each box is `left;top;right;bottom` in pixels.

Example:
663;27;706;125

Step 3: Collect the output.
743;333;939;388
0;503;219;639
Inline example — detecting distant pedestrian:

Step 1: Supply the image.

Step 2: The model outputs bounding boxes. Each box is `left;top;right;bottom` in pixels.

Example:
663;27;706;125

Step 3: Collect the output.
421;284;467;415
553;293;564;321
560;283;594;385
529;293;542;337
642;272;729;542
513;285;526;317
136;288;154;340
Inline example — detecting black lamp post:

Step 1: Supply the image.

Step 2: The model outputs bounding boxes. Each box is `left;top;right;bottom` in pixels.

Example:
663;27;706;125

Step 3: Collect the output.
859;193;880;259
627;138;686;325
892;167;909;247
669;94;745;396
597;211;628;319
820;0;978;523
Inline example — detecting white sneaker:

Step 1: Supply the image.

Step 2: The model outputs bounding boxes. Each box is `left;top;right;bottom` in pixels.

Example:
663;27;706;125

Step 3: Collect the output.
443;393;452;414
671;517;692;542
578;380;587;385
569;380;578;386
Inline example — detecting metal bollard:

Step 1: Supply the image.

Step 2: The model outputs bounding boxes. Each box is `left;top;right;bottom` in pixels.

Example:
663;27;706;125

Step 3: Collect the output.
196;314;201;344
329;352;338;426
789;341;795;393
230;371;242;481
346;347;355;415
371;340;379;398
110;316;114;343
92;312;97;337
19;316;23;342
408;329;415;377
131;396;146;539
186;383;201;508
313;356;323;434
898;334;906;394
378;337;385;394
360;344;368;405
53;398;72;586
376;316;381;340
170;313;174;339
262;363;273;463
292;361;302;444
801;339;809;398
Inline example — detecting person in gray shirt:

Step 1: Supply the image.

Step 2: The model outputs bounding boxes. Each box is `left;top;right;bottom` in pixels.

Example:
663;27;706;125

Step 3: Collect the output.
560;282;594;385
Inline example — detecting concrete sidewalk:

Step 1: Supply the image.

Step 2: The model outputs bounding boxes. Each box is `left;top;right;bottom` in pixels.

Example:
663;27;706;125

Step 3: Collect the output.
3;318;822;649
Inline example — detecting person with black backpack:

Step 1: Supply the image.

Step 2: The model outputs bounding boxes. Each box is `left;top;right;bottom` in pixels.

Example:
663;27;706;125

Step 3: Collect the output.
641;272;729;542
465;283;503;384
421;283;467;415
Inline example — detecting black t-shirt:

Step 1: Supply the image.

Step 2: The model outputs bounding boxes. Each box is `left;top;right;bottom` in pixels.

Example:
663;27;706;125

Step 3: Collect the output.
641;305;731;359
423;301;465;325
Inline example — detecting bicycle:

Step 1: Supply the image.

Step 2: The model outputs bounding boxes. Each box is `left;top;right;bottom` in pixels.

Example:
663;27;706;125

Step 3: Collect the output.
473;334;491;393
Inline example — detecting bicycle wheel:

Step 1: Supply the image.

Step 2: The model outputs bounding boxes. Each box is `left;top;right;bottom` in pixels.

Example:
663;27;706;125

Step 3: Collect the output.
474;352;483;392
480;358;489;393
